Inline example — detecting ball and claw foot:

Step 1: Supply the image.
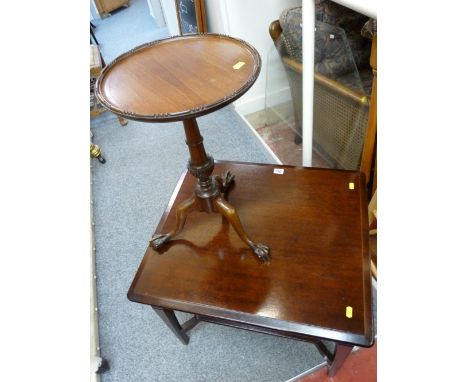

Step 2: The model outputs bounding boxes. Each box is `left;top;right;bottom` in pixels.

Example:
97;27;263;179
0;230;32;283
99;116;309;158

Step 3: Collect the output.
250;243;271;263
150;233;172;249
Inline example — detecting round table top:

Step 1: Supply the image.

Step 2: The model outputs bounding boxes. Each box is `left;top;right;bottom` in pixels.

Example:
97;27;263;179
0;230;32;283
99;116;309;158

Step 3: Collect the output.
95;34;261;122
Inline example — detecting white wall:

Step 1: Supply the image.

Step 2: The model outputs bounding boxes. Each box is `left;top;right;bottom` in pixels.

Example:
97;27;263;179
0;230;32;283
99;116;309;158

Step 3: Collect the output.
205;0;302;115
147;0;167;28
205;0;230;35
160;0;180;35
90;0;100;20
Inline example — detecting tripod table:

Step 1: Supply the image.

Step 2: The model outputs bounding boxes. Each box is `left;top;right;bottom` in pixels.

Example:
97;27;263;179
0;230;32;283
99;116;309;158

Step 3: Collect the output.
95;34;270;262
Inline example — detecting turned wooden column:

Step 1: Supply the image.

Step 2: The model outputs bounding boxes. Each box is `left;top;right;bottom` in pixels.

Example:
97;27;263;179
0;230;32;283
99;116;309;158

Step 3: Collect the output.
183;118;209;167
183;118;219;213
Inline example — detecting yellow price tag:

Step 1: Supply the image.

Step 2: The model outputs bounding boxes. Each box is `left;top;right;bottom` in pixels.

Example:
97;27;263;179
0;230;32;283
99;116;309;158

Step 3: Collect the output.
233;61;245;70
346;306;353;318
348;182;355;190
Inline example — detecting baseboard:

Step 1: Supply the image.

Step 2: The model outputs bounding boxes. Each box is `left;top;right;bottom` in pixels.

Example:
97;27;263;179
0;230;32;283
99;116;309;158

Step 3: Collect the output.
234;86;291;115
234;94;265;115
265;86;293;109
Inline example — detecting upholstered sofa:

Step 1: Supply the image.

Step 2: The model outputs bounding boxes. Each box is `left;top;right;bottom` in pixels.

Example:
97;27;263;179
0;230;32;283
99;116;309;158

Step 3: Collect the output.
270;2;376;170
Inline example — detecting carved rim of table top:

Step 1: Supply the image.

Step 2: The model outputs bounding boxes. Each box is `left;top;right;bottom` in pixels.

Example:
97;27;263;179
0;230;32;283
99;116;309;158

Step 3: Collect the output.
94;33;262;123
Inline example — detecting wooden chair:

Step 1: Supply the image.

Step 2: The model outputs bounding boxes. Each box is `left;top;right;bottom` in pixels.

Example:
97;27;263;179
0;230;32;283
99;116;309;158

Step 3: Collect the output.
355;21;377;278
368;189;377;279
90;45;127;125
360;26;377;198
90;44;127;163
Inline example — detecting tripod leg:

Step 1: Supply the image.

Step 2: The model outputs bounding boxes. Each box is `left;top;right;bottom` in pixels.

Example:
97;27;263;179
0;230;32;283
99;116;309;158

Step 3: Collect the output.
213;197;270;263
118;116;128;126
150;193;198;249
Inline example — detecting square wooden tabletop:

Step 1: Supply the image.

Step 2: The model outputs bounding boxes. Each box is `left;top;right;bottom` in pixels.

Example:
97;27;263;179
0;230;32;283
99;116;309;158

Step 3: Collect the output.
128;161;374;347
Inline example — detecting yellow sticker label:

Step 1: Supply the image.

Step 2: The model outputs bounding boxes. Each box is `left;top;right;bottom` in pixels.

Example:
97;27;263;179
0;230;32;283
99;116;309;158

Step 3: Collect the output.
346;306;353;318
348;182;355;190
233;61;245;70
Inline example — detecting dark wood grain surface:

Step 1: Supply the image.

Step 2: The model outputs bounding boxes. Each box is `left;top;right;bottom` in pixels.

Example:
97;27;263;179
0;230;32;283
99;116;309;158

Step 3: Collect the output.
128;161;373;346
95;34;261;122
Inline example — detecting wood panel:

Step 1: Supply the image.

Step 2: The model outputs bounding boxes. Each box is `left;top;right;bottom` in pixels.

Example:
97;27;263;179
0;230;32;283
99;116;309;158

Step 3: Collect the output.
360;34;377;192
93;0;129;17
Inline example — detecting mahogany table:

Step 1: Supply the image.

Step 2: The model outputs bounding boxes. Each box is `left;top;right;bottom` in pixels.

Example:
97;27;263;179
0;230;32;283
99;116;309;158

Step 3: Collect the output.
128;161;374;377
95;34;270;262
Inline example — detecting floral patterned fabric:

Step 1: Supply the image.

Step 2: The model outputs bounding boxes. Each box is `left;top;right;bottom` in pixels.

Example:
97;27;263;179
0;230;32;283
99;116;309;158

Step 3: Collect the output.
279;6;303;63
278;1;374;95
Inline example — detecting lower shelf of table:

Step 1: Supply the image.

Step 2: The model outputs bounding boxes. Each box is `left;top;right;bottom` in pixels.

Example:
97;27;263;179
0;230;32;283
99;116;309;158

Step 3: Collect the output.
152;305;368;378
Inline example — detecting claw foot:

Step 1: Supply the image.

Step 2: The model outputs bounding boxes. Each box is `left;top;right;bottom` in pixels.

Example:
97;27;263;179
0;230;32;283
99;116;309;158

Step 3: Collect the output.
221;171;235;193
250;243;271;263
150;233;171;249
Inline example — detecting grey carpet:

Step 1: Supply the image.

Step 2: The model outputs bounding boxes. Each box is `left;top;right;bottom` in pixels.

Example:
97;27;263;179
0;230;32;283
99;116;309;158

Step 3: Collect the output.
91;0;169;63
91;107;327;382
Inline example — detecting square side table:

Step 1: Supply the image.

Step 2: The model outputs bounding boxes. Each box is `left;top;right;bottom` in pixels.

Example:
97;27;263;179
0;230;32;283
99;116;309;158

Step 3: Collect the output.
128;161;374;376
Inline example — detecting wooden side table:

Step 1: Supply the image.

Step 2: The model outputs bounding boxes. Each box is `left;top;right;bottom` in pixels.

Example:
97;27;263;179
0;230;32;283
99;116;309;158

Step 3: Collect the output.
128;161;374;377
95;34;270;262
93;0;129;18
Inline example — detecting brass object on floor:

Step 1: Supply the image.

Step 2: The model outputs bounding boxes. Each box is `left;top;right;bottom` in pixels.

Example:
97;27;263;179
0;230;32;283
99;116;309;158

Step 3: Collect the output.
90;144;106;164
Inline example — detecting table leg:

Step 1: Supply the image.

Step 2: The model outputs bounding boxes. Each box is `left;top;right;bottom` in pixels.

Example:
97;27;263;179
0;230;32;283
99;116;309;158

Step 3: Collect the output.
327;343;353;377
214;196;270;263
151;193;198;248
118;116;128;126
152;307;200;345
151;117;270;262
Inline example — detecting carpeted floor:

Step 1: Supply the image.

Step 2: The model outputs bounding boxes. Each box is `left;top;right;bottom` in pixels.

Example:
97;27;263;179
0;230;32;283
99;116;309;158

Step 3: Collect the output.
91;107;327;382
91;0;169;63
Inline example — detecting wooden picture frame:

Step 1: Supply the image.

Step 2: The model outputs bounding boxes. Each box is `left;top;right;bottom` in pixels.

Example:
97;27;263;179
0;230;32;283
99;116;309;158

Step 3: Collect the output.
174;0;207;35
